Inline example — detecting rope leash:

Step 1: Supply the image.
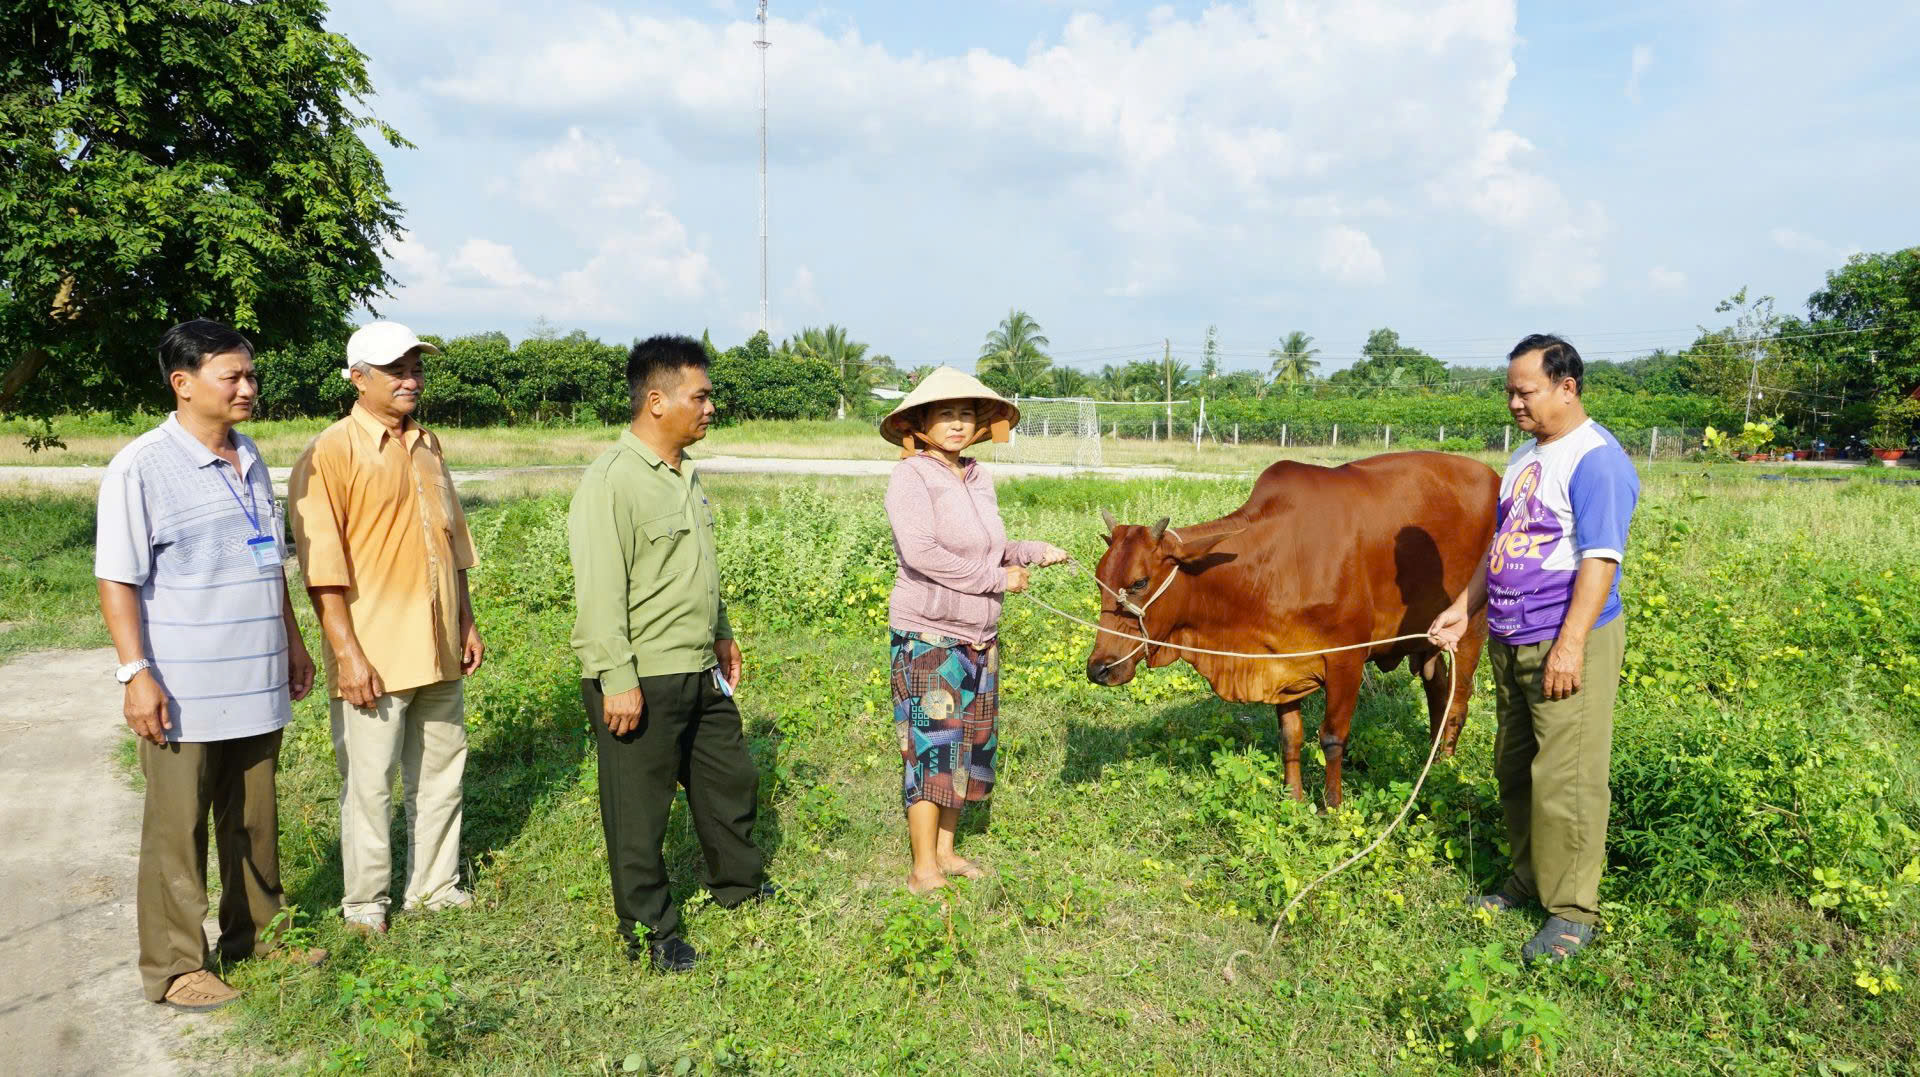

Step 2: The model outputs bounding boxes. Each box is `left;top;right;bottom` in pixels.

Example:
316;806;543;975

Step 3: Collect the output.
1014;555;1460;979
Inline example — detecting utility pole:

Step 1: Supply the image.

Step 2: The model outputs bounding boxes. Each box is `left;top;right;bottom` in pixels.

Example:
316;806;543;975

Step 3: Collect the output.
1163;338;1173;434
755;1;771;338
1743;334;1762;425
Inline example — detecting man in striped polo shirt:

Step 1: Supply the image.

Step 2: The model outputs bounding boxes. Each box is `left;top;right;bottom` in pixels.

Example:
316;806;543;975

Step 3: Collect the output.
95;320;322;1012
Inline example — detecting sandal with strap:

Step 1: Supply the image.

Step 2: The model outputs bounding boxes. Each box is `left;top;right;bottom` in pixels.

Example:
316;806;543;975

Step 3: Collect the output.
1522;915;1595;965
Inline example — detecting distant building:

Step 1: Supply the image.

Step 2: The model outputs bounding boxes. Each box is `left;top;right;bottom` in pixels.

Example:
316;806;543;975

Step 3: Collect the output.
870;387;907;401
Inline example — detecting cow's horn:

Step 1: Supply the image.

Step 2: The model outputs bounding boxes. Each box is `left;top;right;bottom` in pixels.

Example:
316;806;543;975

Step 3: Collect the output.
1100;508;1119;534
1149;516;1170;543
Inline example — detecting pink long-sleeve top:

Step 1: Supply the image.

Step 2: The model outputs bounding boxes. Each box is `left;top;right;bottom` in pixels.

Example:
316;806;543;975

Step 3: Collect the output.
884;453;1050;646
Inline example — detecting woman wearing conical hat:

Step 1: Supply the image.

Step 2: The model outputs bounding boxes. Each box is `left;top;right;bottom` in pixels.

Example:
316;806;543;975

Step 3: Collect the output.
879;368;1068;895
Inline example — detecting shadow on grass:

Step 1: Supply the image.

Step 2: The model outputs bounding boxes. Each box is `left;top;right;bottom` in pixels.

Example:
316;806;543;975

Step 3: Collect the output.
1057;672;1506;878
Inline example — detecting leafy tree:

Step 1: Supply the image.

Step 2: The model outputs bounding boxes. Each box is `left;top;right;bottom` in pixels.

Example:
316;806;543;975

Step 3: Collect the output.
1266;330;1321;392
252;330;354;420
0;0;408;433
1332;327;1446;387
1200;325;1221;381
1208;371;1265;399
504;331;624;423
976;309;1052;396
423;332;511;427
709;330;837;421
1805;248;1920;398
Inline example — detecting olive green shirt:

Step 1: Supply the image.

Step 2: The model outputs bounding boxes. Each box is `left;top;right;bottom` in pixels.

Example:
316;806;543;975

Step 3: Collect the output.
567;431;733;695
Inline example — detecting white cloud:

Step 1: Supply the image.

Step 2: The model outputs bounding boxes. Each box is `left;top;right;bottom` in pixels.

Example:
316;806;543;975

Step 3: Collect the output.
1648;265;1687;293
387;127;717;321
783;264;821;314
1770;226;1859;264
511;127;664;213
421;1;1604;305
1626;44;1653;103
1318;226;1387;286
449;239;540;290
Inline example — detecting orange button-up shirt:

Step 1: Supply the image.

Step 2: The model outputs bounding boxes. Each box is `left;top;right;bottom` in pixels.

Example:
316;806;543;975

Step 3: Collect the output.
289;406;478;697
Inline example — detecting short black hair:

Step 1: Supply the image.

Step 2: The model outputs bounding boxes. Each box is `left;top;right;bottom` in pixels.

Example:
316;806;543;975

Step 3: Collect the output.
1508;333;1583;394
157;319;254;381
626;335;710;410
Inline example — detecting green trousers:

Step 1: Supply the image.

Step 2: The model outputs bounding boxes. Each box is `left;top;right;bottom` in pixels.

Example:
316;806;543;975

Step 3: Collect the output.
583;672;763;950
1488;615;1626;926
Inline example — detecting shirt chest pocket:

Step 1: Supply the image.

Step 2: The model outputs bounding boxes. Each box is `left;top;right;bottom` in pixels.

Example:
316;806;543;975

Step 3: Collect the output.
640;509;694;579
423;472;457;535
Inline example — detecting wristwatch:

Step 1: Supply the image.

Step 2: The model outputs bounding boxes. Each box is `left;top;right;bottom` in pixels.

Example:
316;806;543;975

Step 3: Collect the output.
115;659;153;684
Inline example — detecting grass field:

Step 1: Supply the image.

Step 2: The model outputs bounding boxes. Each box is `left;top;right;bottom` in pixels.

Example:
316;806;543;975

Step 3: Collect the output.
3;467;1918;1074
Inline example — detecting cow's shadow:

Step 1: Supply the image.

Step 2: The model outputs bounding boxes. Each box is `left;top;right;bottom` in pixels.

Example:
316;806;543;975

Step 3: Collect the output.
1061;669;1449;797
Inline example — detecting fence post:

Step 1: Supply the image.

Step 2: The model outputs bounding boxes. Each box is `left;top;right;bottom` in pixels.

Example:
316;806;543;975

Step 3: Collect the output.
1233;423;1239;446
1503;426;1510;453
1332;423;1340;448
1281;423;1288;448
1384;424;1391;450
1649;427;1657;465
1042;418;1050;437
1439;424;1445;444
1151;420;1157;441
1111;421;1118;438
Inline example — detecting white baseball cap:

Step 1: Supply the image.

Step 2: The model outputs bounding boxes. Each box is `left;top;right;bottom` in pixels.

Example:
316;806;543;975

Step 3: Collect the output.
341;321;441;380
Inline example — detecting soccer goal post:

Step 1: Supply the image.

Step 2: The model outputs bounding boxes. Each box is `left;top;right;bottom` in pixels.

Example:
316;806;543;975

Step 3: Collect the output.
997;396;1104;468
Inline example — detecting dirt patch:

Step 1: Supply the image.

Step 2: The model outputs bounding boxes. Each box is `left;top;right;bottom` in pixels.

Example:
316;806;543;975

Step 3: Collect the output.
0;648;209;1075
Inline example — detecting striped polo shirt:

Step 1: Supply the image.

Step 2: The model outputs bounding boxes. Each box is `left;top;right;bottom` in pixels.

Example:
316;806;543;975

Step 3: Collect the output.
95;415;292;742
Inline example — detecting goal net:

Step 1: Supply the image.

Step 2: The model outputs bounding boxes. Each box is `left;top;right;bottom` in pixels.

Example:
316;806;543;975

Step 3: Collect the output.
991;396;1104;468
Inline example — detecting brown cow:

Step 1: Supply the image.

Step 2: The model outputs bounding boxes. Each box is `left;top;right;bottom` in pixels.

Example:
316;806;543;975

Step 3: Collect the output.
1085;451;1498;808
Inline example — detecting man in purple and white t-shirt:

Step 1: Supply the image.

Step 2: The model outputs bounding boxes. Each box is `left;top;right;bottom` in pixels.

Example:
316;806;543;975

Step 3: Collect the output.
1429;334;1639;966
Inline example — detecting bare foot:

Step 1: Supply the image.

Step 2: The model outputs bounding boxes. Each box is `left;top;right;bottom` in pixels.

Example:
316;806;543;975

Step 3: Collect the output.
906;869;948;896
938;855;986;880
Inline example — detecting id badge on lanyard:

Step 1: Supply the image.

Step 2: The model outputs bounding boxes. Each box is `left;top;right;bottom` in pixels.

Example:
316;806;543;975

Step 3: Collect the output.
218;463;281;574
247;534;283;571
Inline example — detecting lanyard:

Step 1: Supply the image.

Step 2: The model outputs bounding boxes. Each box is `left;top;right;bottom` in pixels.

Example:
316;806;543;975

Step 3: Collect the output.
215;459;265;537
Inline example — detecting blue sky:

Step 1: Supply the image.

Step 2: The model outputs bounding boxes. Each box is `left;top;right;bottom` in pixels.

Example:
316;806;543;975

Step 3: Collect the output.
325;0;1920;375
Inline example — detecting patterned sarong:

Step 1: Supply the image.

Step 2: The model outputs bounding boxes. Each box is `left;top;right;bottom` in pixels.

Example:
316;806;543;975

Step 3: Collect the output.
889;629;1000;811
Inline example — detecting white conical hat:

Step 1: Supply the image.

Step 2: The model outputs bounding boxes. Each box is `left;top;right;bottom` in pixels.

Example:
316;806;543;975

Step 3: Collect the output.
878;366;1020;456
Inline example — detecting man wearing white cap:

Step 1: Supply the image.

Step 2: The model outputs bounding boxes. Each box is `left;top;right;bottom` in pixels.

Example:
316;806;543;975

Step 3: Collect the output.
289;321;485;935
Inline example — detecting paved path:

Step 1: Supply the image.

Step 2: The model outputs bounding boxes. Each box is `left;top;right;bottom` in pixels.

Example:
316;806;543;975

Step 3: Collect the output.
0;454;1210;494
0;649;205;1075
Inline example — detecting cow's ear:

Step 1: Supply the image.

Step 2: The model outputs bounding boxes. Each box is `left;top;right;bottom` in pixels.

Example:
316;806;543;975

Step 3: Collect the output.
1100;529;1115;546
1170;527;1243;562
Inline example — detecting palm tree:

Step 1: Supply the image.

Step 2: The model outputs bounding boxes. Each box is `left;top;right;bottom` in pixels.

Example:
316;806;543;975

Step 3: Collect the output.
976;309;1052;396
1267;330;1321;394
781;324;870;417
1047;367;1091;398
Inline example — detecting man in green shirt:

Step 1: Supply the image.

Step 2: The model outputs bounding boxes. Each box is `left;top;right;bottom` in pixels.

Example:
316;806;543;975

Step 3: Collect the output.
568;335;771;973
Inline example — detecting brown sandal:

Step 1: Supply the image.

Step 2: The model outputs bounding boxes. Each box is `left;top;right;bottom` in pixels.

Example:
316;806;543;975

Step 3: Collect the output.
162;969;239;1012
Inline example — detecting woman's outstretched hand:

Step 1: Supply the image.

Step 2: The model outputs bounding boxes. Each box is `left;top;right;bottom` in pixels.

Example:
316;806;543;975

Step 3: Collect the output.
1034;544;1071;567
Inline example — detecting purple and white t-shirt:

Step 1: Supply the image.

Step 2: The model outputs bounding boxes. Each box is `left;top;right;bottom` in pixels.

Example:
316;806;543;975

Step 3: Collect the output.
1486;418;1640;645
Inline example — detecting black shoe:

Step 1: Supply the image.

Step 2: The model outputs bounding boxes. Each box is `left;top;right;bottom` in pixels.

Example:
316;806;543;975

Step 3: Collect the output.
717;881;783;909
648;936;700;973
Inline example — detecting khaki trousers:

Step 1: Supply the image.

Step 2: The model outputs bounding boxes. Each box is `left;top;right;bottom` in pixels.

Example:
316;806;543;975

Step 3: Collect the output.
329;678;467;919
1489;616;1626;926
137;729;285;1002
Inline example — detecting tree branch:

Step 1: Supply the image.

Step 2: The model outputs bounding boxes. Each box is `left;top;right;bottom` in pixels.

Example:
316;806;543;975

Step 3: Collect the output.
0;348;50;412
